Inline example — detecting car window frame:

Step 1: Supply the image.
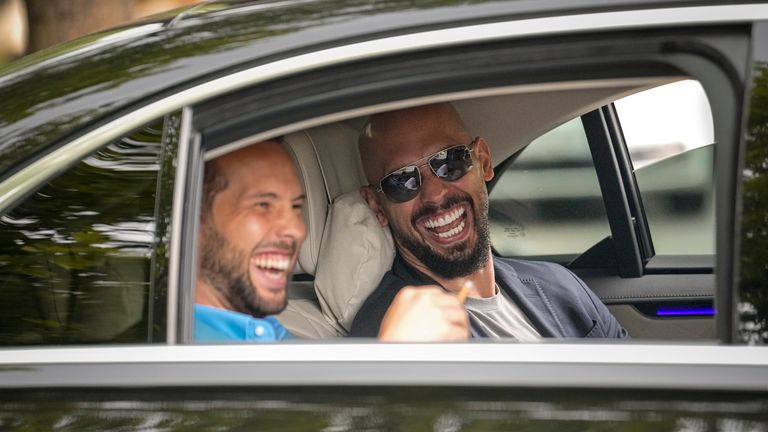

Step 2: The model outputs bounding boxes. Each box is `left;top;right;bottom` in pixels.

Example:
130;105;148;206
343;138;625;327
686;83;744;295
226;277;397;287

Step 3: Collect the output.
0;6;766;395
186;25;750;344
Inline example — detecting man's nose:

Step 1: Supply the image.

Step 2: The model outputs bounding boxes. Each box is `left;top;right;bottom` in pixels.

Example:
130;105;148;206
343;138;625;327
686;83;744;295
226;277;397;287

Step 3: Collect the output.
275;205;307;243
418;165;448;205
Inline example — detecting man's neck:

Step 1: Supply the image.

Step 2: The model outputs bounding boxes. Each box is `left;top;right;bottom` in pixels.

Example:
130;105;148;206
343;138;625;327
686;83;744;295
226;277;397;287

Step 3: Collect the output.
195;279;231;310
399;249;496;298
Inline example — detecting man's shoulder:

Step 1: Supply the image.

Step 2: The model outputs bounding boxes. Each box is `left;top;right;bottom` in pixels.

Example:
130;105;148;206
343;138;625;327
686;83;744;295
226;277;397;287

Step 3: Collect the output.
492;257;627;338
493;256;592;302
494;256;575;282
193;304;290;342
349;269;407;337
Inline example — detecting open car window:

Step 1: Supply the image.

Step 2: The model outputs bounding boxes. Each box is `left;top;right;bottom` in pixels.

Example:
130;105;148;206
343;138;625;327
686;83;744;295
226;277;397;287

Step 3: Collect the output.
190;76;721;343
182;13;749;343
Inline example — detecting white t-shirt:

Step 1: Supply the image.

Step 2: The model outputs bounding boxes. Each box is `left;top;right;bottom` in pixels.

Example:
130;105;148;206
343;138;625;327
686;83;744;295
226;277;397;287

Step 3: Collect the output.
464;284;541;341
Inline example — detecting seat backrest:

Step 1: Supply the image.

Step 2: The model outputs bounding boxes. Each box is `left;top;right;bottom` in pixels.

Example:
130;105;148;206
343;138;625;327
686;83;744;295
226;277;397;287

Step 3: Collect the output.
313;190;394;333
279;121;395;336
283;122;371;275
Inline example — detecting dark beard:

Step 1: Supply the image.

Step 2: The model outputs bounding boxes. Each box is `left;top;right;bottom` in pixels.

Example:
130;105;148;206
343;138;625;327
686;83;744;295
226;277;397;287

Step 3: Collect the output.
394;192;491;279
198;223;287;317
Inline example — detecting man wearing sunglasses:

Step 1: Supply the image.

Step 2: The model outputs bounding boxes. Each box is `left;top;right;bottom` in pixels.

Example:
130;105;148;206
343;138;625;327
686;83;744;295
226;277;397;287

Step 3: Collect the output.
352;103;627;340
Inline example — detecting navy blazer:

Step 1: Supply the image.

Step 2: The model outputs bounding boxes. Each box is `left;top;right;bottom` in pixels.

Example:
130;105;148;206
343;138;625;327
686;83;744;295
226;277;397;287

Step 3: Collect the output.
350;254;628;339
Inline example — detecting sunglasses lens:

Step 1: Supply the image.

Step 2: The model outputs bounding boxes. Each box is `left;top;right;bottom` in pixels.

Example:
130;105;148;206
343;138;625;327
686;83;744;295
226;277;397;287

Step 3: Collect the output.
379;145;473;203
429;146;472;181
381;166;420;203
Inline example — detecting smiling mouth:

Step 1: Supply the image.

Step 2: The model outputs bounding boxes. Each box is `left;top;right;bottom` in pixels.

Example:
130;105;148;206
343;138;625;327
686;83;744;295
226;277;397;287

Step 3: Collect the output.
251;253;294;290
254;254;291;272
420;204;468;241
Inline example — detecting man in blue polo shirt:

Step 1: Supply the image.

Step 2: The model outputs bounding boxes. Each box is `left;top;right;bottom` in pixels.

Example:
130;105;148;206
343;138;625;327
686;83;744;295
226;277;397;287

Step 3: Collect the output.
194;140;306;342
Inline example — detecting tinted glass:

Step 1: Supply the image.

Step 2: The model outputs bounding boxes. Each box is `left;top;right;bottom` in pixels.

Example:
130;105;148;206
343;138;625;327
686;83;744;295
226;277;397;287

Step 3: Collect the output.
615;80;715;255
0;119;167;346
489;118;610;261
739;33;768;344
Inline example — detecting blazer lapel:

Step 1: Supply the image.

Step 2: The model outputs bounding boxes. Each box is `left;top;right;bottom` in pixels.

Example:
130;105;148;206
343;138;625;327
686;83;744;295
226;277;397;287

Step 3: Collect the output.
495;259;565;338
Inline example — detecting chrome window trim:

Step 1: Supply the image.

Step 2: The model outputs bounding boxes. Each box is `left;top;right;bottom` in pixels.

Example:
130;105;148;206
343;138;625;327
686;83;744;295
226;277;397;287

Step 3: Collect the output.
165;107;194;344
1;4;767;214
1;344;767;390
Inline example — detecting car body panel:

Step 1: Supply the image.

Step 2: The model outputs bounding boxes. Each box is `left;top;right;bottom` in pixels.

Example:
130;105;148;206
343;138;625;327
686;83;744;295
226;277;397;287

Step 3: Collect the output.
3;386;766;430
1;0;767;181
0;2;767;422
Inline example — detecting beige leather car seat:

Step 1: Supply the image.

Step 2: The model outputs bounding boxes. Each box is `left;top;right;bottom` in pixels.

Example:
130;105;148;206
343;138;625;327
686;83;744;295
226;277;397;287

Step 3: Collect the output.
277;122;394;338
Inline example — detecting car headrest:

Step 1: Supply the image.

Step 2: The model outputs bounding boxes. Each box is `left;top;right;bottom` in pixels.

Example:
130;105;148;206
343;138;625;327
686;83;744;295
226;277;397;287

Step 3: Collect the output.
314;190;394;333
283;122;395;334
283;130;325;275
282;122;366;275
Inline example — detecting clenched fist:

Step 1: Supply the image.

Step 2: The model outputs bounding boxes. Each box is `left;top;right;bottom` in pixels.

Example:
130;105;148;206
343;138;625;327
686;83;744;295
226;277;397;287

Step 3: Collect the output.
378;285;469;342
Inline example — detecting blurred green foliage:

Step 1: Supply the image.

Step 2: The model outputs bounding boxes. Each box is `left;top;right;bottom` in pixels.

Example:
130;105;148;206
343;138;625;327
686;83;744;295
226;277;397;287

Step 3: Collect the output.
0;118;167;345
740;61;768;343
1;387;768;431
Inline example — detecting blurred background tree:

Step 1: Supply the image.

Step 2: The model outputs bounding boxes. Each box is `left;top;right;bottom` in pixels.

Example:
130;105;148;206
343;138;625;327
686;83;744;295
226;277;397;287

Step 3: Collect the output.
25;0;135;53
0;0;201;65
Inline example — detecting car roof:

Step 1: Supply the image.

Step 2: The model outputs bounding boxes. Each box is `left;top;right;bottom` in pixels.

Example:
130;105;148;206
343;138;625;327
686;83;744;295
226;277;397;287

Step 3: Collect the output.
0;0;754;180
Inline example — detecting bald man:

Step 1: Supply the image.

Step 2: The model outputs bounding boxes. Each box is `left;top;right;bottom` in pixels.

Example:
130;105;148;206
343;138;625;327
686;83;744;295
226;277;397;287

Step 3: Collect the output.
352;103;628;340
194;140;469;342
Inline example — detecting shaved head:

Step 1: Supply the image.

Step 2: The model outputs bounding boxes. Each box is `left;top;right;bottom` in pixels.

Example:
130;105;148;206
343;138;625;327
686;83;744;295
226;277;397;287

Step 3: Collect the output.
359;103;470;185
357;102;495;280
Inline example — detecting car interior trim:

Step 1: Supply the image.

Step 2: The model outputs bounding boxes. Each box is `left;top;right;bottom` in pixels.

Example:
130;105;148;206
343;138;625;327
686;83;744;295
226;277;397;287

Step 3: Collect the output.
0;5;765;215
603;104;656;262
582;109;643;277
656;306;716;317
203;78;668;161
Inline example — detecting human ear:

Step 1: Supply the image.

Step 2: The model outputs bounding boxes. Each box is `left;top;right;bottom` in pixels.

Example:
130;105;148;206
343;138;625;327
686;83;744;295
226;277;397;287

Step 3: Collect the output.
360;185;389;227
475;137;494;182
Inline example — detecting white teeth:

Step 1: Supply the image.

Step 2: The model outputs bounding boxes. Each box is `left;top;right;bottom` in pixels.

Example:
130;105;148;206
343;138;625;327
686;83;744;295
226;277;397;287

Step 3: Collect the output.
254;256;290;271
424;207;465;229
437;220;465;238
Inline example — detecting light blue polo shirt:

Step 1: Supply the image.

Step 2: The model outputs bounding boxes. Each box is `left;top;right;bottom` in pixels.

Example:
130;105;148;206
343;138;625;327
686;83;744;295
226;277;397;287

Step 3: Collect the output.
194;304;291;342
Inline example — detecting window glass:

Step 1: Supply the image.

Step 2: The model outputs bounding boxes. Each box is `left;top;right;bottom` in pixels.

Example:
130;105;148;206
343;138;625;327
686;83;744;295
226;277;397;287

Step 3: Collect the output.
615;80;715;255
0;118;170;346
489;118;611;261
739;58;768;344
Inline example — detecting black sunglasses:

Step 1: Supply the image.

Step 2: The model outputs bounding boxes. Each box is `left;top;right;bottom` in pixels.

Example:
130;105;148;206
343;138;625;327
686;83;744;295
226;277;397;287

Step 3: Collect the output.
375;138;478;203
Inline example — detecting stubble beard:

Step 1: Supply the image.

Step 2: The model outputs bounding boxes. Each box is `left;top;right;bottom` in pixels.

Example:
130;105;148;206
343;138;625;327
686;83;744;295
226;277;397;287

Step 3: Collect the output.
198;222;287;317
392;191;491;280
